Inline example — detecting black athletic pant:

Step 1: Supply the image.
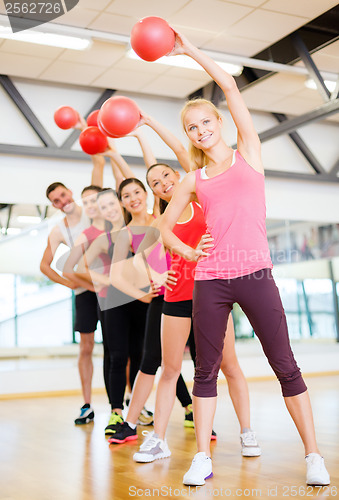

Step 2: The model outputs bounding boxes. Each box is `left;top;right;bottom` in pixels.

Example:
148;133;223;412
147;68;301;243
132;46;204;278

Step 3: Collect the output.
97;298;110;404
140;295;192;408
103;296;148;410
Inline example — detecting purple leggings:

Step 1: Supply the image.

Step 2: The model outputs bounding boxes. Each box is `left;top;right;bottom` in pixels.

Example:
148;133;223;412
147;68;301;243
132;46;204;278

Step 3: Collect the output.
192;268;307;398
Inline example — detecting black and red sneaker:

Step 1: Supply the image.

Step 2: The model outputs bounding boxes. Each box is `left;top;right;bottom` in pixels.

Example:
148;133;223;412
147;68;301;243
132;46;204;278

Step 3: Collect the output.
108;422;138;444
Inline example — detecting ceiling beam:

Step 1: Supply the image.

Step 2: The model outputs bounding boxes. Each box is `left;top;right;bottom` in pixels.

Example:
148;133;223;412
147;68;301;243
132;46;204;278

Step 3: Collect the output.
272;112;327;174
230;99;339;149
235;6;339;93
193;8;338;108
0;143;179;168
263;169;337;183
0;11;337;83
290;33;330;102
329;158;339;175
331;76;339;100
0;144;85;160
0;143;338;183
5;204;13;235
259;98;339;143
210;82;224;107
0;75;57;148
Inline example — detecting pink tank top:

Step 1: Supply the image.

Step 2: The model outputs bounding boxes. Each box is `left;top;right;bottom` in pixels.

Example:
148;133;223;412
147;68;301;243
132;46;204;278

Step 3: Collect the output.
83;225;110;298
194;150;272;280
128;226;170;296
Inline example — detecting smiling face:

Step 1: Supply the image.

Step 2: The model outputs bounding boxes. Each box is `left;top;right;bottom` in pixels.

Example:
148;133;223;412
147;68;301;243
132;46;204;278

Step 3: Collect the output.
119;181;147;216
97;191;122;224
183;103;223;151
81;189;101;220
48;186;75;214
147;165;180;202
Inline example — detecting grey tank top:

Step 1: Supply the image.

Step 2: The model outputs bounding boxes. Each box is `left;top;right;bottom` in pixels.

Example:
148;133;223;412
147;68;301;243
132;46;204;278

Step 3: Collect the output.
58;208;90;248
57;208;90;295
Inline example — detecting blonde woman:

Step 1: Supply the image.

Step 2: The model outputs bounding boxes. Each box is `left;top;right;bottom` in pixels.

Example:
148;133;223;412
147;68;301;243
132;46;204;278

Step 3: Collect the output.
158;30;330;487
129;113;260;462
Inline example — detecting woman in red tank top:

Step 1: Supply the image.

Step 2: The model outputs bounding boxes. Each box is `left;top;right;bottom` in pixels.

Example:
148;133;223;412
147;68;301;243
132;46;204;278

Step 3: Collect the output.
131;133;260;464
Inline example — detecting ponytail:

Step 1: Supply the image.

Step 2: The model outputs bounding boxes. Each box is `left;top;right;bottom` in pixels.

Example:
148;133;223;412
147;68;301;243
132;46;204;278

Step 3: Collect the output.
188;142;208;171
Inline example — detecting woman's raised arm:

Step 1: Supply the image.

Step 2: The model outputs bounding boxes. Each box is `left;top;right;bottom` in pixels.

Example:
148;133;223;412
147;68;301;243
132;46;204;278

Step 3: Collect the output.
169;30;262;171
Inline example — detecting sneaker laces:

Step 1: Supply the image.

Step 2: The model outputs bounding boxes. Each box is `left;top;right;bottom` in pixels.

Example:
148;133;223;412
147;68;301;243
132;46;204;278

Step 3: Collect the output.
241;431;258;446
140;431;160;451
189;453;209;471
108;413;123;426
306;453;323;470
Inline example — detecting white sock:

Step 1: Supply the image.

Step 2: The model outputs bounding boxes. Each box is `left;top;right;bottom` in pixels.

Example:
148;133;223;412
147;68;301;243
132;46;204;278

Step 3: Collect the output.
126;421;136;430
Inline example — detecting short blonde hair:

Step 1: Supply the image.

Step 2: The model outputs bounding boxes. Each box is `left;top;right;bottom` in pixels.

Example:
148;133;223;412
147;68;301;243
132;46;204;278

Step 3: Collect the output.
181;98;223;170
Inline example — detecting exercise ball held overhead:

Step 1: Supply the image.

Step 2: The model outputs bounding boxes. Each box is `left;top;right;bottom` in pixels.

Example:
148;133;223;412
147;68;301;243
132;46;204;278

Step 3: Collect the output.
131;16;175;62
98;96;140;138
97;116;119;138
79;126;108;155
86;109;100;127
54;106;78;129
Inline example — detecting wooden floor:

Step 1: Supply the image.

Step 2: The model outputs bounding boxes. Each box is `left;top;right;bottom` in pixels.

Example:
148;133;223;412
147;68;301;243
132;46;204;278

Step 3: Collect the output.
1;376;338;500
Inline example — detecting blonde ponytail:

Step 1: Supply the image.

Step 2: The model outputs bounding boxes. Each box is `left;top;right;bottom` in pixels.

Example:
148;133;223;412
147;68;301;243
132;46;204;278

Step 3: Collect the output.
181;98;223;171
188;142;207;171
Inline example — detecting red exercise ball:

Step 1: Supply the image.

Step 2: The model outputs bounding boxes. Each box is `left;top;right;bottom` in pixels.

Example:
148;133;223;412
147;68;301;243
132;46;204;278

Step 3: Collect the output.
86;109;100;127
98;96;140;138
54;106;78;129
131;16;175;62
79;126;108;155
97;116;119;138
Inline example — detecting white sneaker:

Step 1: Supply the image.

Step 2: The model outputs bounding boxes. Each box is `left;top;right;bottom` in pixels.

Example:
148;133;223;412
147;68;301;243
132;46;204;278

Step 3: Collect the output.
183;452;213;486
240;430;261;457
305;453;330;485
133;431;171;463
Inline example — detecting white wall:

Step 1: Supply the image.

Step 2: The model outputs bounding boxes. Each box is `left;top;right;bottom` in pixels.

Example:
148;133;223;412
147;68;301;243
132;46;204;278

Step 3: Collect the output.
265;177;339;223
2;152;339;221
273;256;339;281
1;78;339;279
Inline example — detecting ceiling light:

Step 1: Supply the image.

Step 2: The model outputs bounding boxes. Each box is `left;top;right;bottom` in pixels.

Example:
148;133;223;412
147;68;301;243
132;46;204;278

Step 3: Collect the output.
17;216;41;224
305;78;337;92
0;14;337;81
127;49;243;77
0;26;91;50
1;227;22;235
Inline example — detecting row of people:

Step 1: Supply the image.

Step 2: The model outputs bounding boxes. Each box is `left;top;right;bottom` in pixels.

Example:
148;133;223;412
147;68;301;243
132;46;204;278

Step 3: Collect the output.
40;29;330;488
40;132;197;428
50;124;259;458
